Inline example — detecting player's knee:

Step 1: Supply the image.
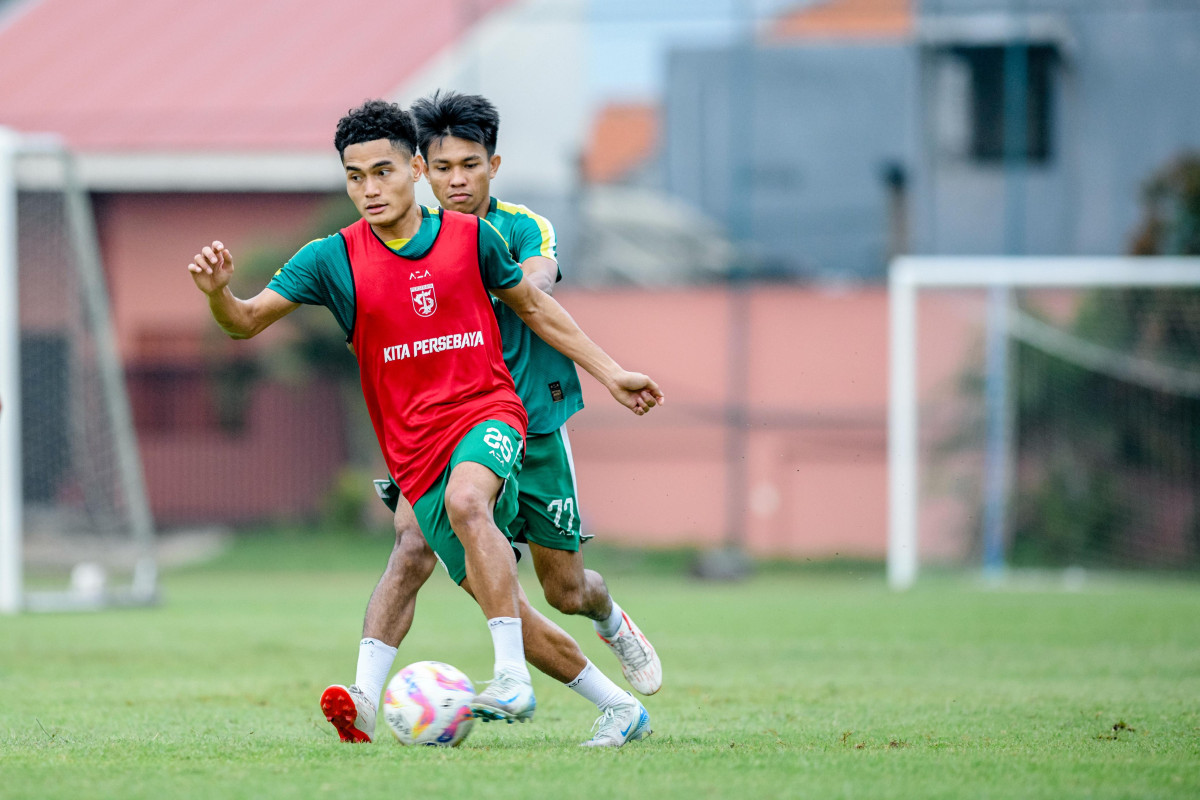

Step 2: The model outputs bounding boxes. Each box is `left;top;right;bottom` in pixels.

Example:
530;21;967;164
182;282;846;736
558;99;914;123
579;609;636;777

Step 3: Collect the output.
544;581;585;616
387;524;436;580
392;502;420;541
402;532;437;570
443;486;490;535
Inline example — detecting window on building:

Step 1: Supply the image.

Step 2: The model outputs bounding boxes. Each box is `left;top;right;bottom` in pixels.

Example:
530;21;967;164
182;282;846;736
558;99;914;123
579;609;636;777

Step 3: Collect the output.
952;44;1057;164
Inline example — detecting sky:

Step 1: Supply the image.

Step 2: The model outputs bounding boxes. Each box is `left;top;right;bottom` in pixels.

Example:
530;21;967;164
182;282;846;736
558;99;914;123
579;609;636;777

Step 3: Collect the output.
586;0;804;102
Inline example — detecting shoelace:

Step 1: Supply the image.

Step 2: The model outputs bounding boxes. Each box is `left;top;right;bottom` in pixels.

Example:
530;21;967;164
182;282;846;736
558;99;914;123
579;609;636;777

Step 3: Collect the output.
479;672;525;701
590;704;639;742
589;707;621;740
609;632;654;670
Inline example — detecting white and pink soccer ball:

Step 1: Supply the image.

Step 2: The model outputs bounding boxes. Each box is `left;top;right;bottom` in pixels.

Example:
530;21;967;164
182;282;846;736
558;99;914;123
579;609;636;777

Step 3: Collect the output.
382;660;475;747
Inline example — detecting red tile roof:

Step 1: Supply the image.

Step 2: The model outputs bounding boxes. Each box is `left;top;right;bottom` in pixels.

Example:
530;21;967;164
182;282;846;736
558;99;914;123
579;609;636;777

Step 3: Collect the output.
767;0;912;42
581;102;658;184
0;0;511;151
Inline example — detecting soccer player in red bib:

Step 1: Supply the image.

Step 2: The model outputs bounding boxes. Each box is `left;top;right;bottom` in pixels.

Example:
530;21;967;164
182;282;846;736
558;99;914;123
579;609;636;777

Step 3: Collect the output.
365;91;663;747
187;100;661;745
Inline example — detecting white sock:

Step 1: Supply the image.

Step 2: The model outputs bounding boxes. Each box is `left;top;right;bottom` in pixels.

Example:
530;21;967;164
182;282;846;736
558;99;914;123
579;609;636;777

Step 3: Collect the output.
594;600;625;639
487;617;530;679
355;637;398;709
567;659;630;711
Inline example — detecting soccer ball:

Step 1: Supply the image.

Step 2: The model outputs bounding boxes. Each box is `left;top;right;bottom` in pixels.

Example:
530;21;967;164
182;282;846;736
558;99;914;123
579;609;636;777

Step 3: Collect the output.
382;660;476;746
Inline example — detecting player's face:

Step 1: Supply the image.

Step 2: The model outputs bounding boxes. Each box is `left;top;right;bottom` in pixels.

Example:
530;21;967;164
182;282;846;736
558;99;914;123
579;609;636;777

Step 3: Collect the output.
423;135;500;218
343;139;421;234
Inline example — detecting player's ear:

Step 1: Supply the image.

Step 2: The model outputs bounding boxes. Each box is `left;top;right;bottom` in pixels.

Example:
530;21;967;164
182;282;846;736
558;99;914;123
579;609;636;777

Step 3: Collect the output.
412;154;425;181
489;154;501;180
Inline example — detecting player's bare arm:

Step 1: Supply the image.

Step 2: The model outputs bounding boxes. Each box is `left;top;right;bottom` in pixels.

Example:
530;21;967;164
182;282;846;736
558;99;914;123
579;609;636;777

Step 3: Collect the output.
521;255;557;295
187;240;299;338
491;278;664;415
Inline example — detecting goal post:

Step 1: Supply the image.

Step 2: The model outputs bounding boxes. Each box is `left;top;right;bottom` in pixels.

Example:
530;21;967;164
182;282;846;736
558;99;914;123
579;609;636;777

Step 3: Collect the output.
889;256;1200;589
0;127;157;613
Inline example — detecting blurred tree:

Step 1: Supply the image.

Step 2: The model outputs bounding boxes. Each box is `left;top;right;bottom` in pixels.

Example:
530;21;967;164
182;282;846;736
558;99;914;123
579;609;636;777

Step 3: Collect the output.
218;195;386;527
1131;153;1200;257
1005;153;1200;567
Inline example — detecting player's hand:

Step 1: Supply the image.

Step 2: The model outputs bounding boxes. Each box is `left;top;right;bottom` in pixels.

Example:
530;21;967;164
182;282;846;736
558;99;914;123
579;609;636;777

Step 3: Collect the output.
187;240;235;296
608;371;664;416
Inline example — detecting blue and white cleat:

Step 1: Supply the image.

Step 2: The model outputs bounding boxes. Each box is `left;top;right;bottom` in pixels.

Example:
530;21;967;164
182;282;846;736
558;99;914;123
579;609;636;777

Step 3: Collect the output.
580;693;652;748
470;667;536;724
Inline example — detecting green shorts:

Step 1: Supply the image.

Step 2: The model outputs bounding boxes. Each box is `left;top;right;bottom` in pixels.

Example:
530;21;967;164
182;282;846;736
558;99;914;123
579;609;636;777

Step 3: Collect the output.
408;420;524;585
508;425;593;552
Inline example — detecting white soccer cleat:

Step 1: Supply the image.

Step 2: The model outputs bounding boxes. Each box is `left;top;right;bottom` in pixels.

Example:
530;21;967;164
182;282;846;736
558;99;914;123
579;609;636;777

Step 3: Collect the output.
598;612;662;695
580;694;652;748
470;668;537;723
320;684;376;743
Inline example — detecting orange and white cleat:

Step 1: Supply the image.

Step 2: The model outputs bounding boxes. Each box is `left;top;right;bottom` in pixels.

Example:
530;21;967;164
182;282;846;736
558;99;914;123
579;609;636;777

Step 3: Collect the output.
597;612;662;695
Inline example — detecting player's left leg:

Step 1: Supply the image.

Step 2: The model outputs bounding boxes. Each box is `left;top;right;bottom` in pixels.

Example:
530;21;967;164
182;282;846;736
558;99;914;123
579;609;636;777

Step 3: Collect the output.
444;460;522;621
518;591;651;747
530;543;662;696
529;543;611;618
521;427;663;695
459;577;651;747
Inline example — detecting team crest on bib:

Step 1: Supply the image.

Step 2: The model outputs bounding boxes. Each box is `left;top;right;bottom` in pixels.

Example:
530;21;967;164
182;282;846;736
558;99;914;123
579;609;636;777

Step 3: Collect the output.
410;283;437;317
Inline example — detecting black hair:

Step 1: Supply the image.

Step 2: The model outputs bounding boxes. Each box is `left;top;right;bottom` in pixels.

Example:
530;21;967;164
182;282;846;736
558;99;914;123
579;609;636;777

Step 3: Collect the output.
409;90;500;160
333;99;418;159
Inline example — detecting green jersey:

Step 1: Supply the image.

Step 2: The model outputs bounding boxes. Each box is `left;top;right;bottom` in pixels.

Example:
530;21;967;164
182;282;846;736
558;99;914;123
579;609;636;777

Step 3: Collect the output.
265;205;520;337
484;197;584;434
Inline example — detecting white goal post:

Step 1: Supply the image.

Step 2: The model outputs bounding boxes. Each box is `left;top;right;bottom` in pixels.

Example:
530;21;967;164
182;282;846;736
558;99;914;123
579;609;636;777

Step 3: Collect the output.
888;256;1200;590
0;127;157;613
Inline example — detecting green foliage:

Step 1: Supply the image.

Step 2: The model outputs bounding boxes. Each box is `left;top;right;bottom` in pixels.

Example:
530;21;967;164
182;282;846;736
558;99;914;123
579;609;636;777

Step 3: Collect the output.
319;466;390;533
1009;453;1121;567
1002;154;1200;567
2;534;1199;799
234;196;363;386
1131;152;1200;257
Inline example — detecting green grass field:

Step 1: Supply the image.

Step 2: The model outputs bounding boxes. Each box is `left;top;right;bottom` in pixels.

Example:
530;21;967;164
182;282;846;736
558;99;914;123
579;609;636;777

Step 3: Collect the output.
2;529;1198;799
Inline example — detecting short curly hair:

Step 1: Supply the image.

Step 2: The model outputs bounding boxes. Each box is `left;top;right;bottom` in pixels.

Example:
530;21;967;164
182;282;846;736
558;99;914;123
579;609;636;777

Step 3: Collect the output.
410;90;500;160
334;99;418;159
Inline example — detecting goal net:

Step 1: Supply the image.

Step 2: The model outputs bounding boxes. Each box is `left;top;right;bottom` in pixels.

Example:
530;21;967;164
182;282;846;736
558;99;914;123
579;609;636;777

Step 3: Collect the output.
0;129;157;613
889;256;1200;589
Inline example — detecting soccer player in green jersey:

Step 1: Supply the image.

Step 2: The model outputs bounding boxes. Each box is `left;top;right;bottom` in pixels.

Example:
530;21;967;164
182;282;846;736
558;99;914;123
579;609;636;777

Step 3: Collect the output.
186;100;658;747
370;91;663;697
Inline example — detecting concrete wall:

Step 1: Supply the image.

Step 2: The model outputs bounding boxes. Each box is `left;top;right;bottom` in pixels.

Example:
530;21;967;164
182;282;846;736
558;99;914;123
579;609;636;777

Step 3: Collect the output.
91;193;989;557
916;2;1200;256
560;286;890;556
557;284;978;559
665;43;919;279
662;2;1200;276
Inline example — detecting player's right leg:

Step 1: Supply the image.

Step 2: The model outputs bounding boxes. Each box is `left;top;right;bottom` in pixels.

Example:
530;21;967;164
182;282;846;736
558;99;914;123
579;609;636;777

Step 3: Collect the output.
362;489;438;648
321;490;437;743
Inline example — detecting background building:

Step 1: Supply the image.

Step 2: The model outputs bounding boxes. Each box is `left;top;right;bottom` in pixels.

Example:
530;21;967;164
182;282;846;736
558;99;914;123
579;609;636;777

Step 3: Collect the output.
3;0;1198;564
659;0;1200;278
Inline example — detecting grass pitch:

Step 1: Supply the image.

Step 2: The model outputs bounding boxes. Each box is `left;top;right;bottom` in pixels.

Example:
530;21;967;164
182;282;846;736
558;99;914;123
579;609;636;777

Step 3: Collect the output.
1;529;1198;799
